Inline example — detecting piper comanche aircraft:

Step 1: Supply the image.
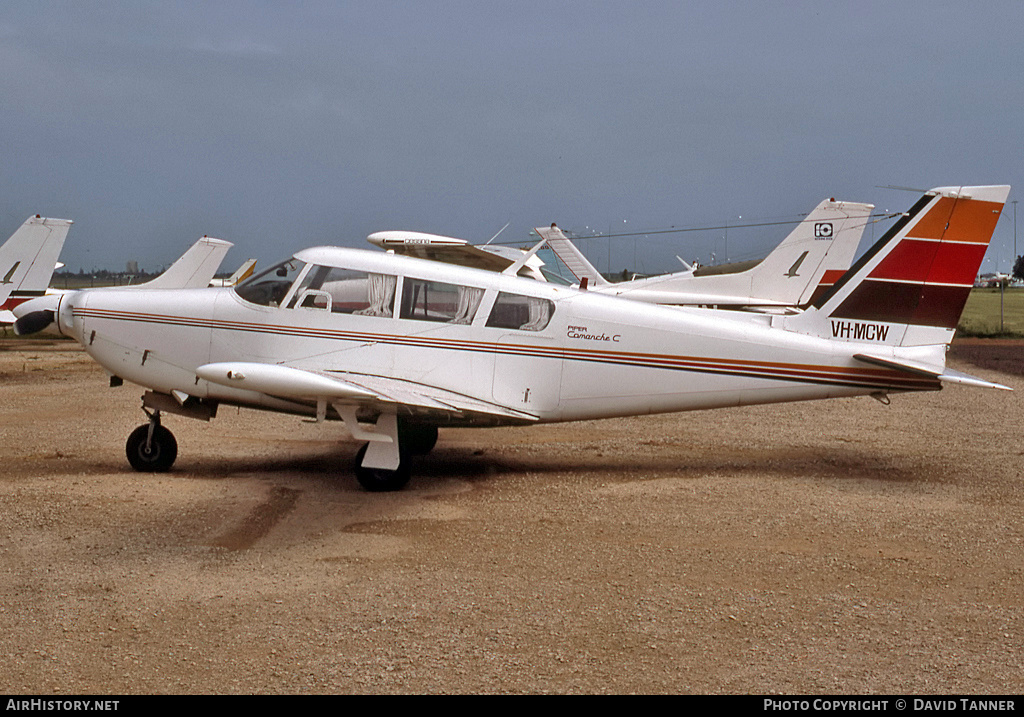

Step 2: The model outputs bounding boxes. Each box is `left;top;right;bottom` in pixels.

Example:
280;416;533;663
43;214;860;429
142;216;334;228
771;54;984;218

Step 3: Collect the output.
369;197;874;311
14;185;1010;491
0;215;72;325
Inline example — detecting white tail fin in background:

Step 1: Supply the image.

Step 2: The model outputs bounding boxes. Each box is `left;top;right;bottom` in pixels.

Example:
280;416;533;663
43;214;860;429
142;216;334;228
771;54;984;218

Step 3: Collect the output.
536;224;609;287
0;215;72;316
746;199;873;307
539;199;873;308
135;236;232;289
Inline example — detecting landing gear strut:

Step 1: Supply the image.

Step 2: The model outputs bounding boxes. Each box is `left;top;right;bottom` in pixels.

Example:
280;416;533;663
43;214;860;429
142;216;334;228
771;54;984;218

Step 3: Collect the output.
126;410;178;472
353;443;411;492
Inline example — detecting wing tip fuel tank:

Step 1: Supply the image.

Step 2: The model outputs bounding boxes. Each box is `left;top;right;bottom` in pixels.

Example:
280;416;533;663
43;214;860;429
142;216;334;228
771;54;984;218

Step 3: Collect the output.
196;362;377;400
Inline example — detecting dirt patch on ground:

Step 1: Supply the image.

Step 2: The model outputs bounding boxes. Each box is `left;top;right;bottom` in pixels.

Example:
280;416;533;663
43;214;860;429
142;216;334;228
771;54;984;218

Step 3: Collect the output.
950;338;1024;377
1;339;1022;694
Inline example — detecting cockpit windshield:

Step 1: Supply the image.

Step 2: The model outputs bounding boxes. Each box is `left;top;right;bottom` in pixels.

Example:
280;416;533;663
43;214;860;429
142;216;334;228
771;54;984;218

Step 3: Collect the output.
233;259;306;307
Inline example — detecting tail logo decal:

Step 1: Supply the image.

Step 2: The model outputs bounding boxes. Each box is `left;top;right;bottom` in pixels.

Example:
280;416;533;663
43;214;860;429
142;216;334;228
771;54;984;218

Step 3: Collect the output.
785;251;809;278
2;262;20;284
814;223;834;239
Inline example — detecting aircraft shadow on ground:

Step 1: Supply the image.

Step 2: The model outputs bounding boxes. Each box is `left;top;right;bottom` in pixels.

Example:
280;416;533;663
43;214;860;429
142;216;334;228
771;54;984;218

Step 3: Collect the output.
174;440;931;489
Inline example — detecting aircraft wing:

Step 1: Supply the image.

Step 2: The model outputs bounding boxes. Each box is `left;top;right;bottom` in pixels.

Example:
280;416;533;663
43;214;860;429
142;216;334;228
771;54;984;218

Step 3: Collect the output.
366;230;549;280
195;361;539;422
367;231;514;272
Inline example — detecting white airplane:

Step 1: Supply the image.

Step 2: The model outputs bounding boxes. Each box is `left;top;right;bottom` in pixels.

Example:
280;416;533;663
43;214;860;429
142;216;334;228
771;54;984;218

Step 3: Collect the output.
0;215;73;325
536;198;875;310
13;185;1010;492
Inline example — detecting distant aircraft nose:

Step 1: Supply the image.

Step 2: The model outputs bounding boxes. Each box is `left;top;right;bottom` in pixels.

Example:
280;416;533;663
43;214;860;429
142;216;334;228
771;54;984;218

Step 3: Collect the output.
12;292;78;337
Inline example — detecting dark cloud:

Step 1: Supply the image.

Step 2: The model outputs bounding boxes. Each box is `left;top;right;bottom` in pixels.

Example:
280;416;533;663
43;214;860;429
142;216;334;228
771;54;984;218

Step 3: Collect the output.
2;1;1022;274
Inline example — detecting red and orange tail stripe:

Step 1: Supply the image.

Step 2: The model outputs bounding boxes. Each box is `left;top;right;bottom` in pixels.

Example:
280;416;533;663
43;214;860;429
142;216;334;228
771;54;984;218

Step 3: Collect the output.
831;193;1004;329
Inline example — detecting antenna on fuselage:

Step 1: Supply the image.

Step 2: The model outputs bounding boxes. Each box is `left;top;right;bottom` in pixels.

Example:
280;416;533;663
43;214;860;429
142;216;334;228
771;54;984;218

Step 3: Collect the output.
484;222;511;246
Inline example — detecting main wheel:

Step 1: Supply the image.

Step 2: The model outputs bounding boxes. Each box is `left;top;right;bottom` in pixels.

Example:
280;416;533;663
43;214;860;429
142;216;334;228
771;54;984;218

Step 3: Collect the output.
353;443;411;492
126;424;178;473
399;422;438;456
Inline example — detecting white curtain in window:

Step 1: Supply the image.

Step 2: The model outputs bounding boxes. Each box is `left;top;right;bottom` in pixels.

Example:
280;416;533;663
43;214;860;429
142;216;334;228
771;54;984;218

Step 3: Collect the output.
521;298;552;331
451;286;485;324
354;273;397;317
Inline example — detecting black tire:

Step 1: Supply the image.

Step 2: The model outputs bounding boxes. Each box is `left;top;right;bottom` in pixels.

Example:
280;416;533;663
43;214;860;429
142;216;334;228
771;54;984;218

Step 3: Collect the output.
399;422;438;456
126;424;178;473
353;443;411;492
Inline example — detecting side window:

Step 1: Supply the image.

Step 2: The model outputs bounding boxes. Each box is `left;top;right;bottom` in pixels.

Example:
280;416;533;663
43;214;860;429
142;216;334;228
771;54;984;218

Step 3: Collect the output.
400;279;485;324
234;260;306;307
288;267;397;317
486;292;555;331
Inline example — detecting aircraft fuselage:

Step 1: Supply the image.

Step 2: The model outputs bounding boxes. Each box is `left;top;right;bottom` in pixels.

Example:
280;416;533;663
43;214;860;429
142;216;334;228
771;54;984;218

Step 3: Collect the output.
58;246;936;429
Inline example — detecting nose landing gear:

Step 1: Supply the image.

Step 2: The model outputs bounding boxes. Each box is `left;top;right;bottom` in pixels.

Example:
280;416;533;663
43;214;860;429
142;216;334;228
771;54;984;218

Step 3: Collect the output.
126;410;178;472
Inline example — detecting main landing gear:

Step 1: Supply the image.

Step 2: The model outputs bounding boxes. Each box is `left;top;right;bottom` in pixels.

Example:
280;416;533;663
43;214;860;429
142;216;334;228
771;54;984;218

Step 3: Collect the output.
126;409;178;473
352;421;438;492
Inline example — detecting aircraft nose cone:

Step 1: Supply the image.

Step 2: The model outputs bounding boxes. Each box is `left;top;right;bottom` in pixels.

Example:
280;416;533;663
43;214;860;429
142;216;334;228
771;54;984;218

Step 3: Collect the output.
12;292;76;337
13;309;54;335
12;293;60;320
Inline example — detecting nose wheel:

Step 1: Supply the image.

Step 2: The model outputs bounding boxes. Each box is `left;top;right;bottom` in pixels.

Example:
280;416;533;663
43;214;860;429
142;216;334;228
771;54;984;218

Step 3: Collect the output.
126;412;178;472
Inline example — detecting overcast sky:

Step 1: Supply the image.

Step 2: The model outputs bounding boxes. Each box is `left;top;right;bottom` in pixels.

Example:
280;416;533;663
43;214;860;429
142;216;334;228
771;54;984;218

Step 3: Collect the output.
2;1;1023;275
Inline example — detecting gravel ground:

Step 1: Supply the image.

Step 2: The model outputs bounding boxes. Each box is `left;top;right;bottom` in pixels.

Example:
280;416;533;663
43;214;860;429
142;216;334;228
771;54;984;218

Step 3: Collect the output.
0;338;1022;694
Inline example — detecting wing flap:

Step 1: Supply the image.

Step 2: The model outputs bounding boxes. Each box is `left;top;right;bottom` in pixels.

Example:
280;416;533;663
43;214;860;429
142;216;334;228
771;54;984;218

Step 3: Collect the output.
327;370;539;421
196;362;539;421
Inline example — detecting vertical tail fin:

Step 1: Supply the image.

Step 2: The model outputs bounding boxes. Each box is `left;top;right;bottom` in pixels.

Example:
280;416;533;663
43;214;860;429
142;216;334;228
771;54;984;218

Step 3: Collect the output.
135;236;232;289
535;224;610;287
747;198;874;307
0;216;72;312
793;185;1010;347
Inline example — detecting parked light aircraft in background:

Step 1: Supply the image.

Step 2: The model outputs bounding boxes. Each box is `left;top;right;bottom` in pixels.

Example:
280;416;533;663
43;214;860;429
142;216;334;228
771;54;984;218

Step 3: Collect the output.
12;235;233;336
370;198;874;311
209;258;257;287
538;197;874;310
0;215;72;325
13;185;1010;492
128;236;233;291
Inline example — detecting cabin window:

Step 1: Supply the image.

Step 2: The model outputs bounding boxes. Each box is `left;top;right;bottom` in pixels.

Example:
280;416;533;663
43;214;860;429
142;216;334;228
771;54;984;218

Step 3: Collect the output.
287;266;397;317
234;259;306;307
485;292;554;331
400;278;485;324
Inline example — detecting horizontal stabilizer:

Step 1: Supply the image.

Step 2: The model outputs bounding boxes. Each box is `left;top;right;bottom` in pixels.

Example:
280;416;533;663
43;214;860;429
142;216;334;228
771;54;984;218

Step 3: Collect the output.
853;353;1011;391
